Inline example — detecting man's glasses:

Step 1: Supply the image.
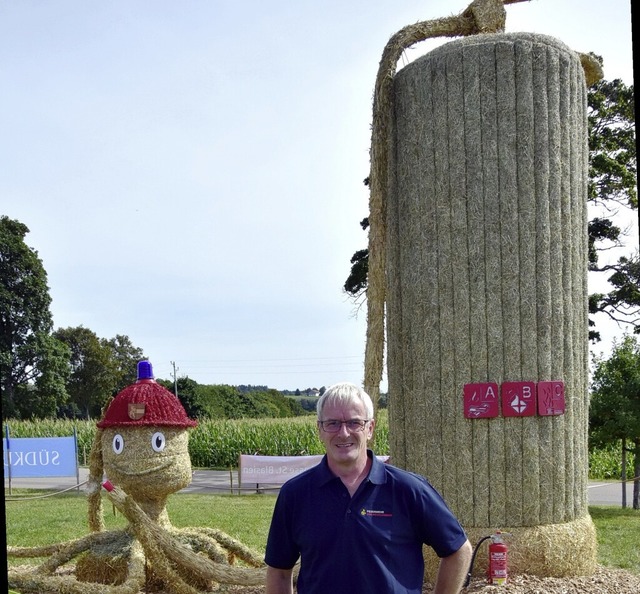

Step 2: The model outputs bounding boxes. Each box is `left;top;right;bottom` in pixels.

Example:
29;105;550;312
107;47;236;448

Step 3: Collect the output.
318;419;370;433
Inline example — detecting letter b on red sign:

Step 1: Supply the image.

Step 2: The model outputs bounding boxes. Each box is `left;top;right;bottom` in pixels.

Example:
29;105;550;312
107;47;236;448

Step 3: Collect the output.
501;381;536;417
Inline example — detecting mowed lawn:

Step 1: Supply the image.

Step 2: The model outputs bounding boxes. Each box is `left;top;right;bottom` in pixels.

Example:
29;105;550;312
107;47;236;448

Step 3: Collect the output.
5;491;640;574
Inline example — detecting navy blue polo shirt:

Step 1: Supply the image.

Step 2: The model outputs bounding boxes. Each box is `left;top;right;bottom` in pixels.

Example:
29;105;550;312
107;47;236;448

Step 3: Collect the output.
265;451;467;594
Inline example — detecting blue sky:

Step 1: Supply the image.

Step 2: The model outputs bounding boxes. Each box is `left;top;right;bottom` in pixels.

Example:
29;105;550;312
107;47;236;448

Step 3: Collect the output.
1;0;635;390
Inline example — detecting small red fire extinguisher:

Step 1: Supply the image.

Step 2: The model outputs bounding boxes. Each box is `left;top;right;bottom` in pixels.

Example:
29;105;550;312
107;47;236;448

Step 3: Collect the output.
464;531;511;588
489;531;508;585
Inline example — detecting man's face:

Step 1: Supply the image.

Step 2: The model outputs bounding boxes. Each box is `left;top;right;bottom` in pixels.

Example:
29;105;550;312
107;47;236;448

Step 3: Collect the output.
317;399;374;468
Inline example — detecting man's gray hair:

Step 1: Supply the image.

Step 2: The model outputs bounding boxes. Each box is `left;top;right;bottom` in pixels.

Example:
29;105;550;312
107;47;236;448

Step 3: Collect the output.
316;382;374;419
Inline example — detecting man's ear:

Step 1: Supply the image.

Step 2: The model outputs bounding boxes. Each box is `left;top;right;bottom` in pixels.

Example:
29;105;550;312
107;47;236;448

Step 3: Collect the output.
367;419;376;439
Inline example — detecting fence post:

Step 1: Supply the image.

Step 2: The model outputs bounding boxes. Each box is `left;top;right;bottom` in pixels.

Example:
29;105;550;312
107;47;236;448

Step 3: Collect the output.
73;426;80;493
5;423;12;495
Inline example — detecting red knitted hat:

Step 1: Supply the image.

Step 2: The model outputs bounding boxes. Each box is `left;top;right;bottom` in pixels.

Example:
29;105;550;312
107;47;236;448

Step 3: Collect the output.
97;361;197;428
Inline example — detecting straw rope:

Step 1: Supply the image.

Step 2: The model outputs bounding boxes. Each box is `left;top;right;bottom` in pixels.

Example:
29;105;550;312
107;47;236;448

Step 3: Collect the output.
4;481;88;501
107;486;267;588
87;427;105;532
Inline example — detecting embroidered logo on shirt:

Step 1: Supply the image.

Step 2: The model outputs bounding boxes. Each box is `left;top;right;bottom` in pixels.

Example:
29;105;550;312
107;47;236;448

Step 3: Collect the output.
360;508;392;517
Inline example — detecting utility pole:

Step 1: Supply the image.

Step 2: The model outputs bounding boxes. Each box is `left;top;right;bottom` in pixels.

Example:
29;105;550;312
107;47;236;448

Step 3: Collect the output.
170;361;178;397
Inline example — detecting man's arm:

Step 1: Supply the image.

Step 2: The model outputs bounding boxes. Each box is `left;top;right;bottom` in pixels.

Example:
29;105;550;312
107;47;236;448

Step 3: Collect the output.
433;539;473;594
266;565;294;594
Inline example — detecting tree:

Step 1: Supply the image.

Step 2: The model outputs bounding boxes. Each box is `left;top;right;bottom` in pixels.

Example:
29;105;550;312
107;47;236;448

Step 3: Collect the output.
157;378;307;419
590;335;640;509
587;78;638;340
54;326;118;419
0;216;70;418
343;183;370;305
158;376;201;418
103;334;145;394
344;79;639;340
53;329;147;418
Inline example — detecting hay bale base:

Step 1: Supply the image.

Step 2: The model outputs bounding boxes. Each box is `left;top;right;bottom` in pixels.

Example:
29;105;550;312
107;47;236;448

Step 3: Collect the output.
75;551;129;585
425;514;597;580
74;532;135;585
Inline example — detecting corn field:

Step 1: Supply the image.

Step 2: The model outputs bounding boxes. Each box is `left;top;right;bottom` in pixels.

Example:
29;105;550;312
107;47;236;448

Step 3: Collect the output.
2;415;390;469
2;415;629;478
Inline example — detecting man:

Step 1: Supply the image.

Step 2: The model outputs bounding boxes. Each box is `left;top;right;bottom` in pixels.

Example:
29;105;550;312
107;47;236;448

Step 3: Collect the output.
265;382;472;594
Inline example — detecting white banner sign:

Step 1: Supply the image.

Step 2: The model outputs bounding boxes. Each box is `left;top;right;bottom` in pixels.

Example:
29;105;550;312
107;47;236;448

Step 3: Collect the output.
239;454;323;486
239;454;390;486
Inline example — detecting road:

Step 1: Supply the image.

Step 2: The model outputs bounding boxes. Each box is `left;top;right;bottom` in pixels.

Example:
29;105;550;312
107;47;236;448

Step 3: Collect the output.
4;468;636;506
587;479;636;506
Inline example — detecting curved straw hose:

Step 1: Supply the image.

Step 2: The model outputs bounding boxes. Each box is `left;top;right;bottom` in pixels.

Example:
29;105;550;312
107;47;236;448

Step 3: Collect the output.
365;0;515;408
9;570;145;594
180;526;266;567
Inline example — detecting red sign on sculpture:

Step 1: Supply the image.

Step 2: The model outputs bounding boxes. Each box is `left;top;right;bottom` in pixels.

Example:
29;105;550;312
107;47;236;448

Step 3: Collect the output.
463;383;499;419
537;381;565;416
501;381;536;417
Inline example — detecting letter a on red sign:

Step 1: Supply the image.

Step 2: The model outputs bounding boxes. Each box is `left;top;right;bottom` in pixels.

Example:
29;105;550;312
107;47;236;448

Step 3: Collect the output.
463;383;499;418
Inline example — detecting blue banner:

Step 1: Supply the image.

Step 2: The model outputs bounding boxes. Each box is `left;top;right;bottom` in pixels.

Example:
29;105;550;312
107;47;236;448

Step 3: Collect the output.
3;436;78;478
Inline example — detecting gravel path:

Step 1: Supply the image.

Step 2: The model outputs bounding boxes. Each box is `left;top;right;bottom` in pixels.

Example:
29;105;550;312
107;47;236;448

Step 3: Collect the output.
10;564;639;593
211;566;640;593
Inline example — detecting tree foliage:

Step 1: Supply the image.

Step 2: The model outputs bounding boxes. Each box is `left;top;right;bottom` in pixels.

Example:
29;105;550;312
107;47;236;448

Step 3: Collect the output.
0;216;70;418
157;378;306;419
590;335;640;508
104;334;146;394
344;79;639;340
587;78;639;340
52;327;147;419
53;326;118;419
587;79;637;211
590;335;640;445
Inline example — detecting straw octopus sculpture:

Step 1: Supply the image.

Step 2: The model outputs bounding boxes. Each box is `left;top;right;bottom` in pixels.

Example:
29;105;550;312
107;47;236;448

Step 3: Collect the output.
7;361;267;594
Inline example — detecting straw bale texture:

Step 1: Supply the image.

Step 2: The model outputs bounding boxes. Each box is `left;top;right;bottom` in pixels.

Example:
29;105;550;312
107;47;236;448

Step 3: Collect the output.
386;32;593;576
422;514;597;580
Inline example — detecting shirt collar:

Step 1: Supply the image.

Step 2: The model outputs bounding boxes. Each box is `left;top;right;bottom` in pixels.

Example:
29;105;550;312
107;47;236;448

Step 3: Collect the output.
315;449;387;487
367;449;387;485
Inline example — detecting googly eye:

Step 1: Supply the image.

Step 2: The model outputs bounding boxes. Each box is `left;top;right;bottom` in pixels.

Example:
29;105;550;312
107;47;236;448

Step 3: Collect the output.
112;434;124;454
151;432;166;452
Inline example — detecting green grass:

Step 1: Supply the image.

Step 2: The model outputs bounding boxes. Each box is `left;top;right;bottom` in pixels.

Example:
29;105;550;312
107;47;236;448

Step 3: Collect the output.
5;491;275;565
5;491;639;575
590;506;640;572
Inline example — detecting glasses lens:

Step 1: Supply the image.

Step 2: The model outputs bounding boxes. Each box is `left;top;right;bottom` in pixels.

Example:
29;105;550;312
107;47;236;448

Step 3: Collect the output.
322;421;341;432
321;420;367;432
